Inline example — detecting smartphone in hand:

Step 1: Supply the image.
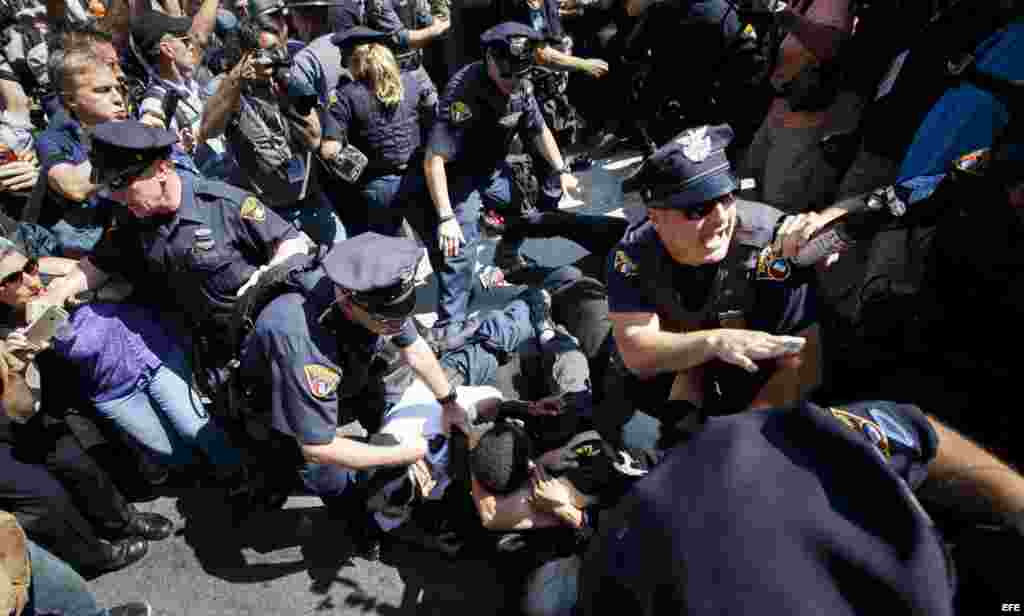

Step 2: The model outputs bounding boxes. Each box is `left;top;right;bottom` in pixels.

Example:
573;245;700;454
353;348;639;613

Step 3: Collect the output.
25;305;69;346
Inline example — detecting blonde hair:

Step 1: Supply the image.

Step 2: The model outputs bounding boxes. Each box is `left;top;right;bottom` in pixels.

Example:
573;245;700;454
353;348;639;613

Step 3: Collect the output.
349;43;404;108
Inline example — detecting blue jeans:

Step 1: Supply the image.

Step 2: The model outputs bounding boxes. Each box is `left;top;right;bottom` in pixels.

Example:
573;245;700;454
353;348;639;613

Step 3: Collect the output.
417;162;515;330
93;364;243;472
24;541;108;616
441;299;535;386
50;219;103;258
274;191;347;246
357;170;429;238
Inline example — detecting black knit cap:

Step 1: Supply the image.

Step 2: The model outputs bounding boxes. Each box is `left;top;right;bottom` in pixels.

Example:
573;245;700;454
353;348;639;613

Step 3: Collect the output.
470;421;534;495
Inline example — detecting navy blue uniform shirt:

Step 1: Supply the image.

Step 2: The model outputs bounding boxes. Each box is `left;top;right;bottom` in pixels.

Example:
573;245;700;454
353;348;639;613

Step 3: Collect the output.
35;111;114;229
427;61;545;176
89;175;299;332
577;400;955;616
329;70;429;174
365;0;432;51
606;199;816;336
239;269;417;445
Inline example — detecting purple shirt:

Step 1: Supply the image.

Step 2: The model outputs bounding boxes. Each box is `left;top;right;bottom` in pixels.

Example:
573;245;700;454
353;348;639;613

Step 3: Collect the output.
52;304;179;403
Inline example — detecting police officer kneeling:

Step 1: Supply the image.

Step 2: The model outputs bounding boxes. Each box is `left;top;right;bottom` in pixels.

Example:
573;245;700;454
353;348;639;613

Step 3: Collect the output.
238;232;470;555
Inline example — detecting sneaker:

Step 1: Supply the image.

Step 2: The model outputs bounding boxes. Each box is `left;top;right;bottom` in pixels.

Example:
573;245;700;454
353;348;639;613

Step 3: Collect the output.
109;602;152;616
479;209;506;237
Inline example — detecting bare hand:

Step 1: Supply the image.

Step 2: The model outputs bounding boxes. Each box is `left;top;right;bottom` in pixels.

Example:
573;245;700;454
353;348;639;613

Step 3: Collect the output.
438;218;464;258
706;329;806;373
529;395;564;416
5;330;44;359
0;161;38;192
773;211;834;263
320;139;342;160
179;127;197;154
528;465;574;512
441;400;470;436
559;172;581;196
580;58;609;78
434;18;451;36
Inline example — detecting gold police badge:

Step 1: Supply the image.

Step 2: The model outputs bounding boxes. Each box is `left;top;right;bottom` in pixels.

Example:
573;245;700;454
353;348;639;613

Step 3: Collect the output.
240;196;266;222
827;406;891;459
614;250;639;277
450;101;473;124
304;364;341;399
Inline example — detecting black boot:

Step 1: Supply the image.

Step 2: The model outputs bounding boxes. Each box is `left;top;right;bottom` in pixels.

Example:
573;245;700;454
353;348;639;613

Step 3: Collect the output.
117;509;174;541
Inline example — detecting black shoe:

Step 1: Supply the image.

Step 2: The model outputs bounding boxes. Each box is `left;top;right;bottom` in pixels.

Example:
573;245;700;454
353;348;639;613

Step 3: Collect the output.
109;602;152;616
122;512;174;541
350;515;383;562
494;240;538;274
92;538;149;574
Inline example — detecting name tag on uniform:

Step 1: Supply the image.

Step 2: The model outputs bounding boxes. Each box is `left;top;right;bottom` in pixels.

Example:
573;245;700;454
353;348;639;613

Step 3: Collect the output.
285;157;306;185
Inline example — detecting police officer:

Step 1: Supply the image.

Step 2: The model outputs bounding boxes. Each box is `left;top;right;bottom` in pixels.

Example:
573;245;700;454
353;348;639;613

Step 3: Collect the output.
287;0;365;106
363;0;448;116
237;232;469;550
41;121;311;361
424;22;581;341
604;124;824;445
324;27;435;238
576;398;1024;615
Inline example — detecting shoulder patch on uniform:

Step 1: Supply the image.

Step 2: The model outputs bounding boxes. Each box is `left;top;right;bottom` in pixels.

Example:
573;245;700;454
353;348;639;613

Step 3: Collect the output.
450;101;472;124
827;406;891;459
240;196;266;222
613;250;639;277
304;364;341;399
869;407;920;452
754;249;791;281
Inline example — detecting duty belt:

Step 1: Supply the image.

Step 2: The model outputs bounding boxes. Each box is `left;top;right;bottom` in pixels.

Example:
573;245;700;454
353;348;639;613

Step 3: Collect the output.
396;50;423;72
362;163;410;182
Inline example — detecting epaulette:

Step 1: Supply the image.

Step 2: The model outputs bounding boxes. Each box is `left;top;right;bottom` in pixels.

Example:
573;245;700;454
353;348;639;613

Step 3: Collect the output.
193;179;250;205
733;199;785;248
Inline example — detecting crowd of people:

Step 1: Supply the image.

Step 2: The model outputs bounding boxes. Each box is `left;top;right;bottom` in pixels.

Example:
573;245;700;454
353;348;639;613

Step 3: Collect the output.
0;0;1021;614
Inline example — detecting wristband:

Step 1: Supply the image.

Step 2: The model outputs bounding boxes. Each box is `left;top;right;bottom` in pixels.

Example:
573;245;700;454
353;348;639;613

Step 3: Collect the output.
438;214;456;224
437;388;458;406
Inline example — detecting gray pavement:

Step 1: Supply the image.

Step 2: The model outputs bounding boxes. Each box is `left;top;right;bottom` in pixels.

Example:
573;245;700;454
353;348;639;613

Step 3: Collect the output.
89;151;648;616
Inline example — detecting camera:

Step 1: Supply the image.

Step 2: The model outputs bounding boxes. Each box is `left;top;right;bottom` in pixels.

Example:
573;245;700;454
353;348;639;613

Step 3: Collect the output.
253;47;291;70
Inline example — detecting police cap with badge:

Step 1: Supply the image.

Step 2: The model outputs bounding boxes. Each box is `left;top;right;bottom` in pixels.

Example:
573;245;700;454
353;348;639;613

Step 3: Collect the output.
480;22;544;78
322;232;421;319
89;120;178;190
623;124;738;217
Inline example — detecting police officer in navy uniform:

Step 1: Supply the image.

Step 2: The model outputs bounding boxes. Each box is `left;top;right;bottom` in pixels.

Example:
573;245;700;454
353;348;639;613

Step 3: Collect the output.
324;27;436;237
237;232;469;553
575;396;1024;615
41;121;311;364
603;124;825;447
424;22;581;341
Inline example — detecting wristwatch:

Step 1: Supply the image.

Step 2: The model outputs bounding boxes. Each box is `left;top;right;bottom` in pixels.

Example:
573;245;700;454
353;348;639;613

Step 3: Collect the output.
437;389;458;406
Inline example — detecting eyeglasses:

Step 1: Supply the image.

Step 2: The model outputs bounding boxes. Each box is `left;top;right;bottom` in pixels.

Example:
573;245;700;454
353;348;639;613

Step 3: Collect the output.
1;258;38;286
683;193;736;221
170;35;197;49
350;299;408;330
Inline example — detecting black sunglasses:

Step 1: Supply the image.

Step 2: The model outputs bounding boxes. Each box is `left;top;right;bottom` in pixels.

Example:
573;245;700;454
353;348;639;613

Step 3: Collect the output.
683;193;736;221
1;257;38;286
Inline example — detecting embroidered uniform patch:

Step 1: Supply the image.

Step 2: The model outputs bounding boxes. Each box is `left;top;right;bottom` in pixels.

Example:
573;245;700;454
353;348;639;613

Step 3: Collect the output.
240;197;266;222
828;406;891;459
613;250;639;277
450;101;472;124
304;364;341;399
754;249;791;281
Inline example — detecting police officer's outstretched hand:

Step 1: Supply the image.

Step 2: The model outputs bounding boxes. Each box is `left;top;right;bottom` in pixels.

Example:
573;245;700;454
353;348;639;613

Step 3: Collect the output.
438;218;464;258
560;172;581;196
705;329;806;373
580;58;609;79
773;211;839;267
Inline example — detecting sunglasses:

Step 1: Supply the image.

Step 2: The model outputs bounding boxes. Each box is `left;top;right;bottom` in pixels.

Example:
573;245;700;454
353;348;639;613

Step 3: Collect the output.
1;257;38;286
170;34;197;49
682;193;736;221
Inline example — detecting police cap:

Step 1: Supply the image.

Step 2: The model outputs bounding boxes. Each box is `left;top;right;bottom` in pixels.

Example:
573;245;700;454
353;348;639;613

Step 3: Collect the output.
89;120;178;190
480;22;543;76
249;0;286;19
131;9;193;55
623;124;738;210
285;0;348;11
322;232;421;319
330;26;391;49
